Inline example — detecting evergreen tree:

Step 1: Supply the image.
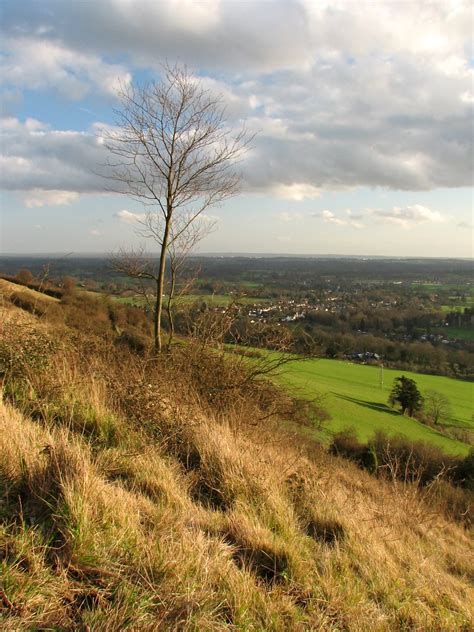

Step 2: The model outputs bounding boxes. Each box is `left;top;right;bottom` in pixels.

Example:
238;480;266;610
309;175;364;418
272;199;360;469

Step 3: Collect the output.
388;376;423;416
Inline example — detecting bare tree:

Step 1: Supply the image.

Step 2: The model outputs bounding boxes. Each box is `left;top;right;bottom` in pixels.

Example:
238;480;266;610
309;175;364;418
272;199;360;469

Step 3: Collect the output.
165;215;215;351
424;390;452;425
111;213;214;352
103;64;250;353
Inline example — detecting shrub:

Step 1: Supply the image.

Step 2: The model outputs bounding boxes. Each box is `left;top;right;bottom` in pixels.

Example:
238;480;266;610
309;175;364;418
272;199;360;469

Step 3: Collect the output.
370;431;459;485
329;428;367;462
0;322;57;379
10;291;45;316
115;329;149;354
426;479;472;527
330;429;461;486
453;449;474;491
15;268;34;285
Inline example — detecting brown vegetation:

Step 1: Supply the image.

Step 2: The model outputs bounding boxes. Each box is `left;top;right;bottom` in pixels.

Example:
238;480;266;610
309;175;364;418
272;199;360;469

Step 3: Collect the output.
0;284;473;630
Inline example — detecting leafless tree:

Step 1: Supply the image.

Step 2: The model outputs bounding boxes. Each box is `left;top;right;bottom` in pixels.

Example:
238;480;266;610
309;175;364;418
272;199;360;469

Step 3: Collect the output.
111;213;214;352
102;64;251;353
165;214;215;350
424;390;452;425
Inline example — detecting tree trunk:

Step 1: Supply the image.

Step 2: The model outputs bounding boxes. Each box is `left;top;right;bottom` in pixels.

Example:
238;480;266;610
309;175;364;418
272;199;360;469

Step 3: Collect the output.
166;265;176;352
154;217;171;354
153;278;160;354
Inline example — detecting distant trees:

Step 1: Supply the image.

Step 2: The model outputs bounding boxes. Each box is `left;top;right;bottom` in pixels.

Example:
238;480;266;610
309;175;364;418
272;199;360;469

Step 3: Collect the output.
389;376;423;416
62;276;77;293
103;64;250;353
16;268;34;285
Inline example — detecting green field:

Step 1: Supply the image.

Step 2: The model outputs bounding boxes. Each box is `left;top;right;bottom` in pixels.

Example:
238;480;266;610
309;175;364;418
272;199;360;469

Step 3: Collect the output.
436;326;474;341
113;293;271;307
440;303;473;313
274;358;473;456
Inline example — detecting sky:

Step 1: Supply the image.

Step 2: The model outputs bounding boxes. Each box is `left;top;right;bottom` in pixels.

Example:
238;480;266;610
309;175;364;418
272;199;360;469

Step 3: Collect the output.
0;0;472;257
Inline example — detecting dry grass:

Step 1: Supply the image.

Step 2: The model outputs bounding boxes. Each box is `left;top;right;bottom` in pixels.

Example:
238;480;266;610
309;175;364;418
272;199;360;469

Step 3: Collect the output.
1;306;473;630
0;278;59;303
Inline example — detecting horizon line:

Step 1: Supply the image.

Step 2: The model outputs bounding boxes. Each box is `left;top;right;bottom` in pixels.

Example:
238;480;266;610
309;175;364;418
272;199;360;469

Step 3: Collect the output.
0;252;472;261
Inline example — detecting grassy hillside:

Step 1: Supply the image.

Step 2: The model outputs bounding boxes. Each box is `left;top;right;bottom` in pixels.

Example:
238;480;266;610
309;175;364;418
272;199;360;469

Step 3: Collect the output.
276;358;473;456
0;278;59;304
1;291;473;630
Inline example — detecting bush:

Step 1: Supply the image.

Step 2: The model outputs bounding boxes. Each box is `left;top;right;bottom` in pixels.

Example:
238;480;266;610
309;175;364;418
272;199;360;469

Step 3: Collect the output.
330;429;378;472
115;329;149;354
453;449;474;491
10;291;45;316
15;268;34;285
0;321;57;379
330;429;460;486
426;479;472;527
370;431;459;485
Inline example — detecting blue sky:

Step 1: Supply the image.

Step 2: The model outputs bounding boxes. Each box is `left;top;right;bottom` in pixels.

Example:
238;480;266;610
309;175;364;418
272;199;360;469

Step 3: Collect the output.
1;0;472;257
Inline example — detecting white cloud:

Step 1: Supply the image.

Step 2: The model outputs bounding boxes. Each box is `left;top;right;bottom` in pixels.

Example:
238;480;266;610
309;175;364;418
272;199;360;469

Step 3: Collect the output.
1;37;131;99
89;228;103;237
115;209;146;224
23;189;79;208
271;183;322;201
371;205;446;228
0;117;107;193
320;209;363;228
0;1;472;197
200;213;219;224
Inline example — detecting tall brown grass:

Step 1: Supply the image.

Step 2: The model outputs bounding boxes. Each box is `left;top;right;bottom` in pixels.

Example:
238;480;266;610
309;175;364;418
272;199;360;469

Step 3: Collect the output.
1;299;473;630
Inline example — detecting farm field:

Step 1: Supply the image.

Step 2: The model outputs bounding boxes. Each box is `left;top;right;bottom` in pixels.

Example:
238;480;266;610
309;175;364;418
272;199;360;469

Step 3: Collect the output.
436;325;474;341
440;302;473;313
274;358;473;456
113;293;271;306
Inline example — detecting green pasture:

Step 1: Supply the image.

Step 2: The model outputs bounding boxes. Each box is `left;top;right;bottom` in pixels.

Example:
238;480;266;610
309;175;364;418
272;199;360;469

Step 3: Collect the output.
182;293;271;306
412;283;471;291
437;326;474;341
113;293;271;307
112;295;147;305
440;302;473;314
440;305;466;313
274;358;473;456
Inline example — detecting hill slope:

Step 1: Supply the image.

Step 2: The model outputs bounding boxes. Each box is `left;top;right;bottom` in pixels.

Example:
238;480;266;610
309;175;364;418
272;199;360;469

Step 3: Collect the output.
0;300;473;630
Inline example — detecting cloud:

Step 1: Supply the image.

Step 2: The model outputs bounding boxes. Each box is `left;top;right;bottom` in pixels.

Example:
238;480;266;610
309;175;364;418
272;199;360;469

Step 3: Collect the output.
115;209;146;224
317;209;363;228
89;228;103;237
0;1;312;74
457;220;472;229
1;37;131;99
2;1;471;74
200;213;219;224
371;204;446;228
0;116;107;194
346;209;364;221
23;189;79;208
0;1;472;196
271;183;321;201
